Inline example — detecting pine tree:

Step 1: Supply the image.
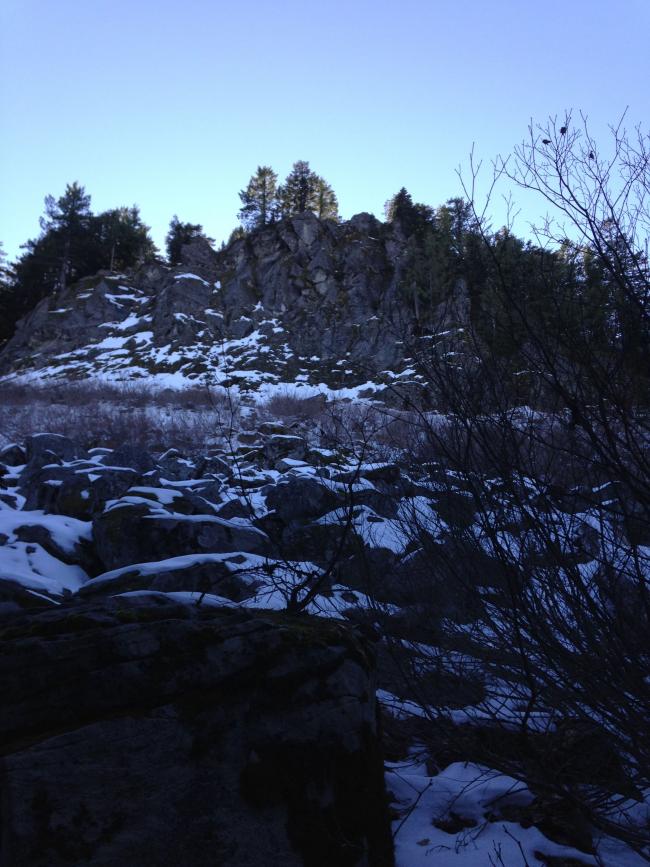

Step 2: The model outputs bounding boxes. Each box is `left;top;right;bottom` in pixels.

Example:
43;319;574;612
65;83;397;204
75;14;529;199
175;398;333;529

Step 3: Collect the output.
0;241;8;280
238;166;279;231
384;187;414;222
92;206;157;271
2;232;63;342
276;161;338;219
10;182;94;326
313;176;339;220
40;182;92;291
5;189;158;345
385;188;433;236
277;160;313;216
0;242;15;344
597;220;649;359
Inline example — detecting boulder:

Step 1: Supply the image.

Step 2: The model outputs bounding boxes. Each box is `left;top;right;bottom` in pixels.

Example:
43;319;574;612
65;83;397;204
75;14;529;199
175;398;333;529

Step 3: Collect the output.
158;449;197;481
19;461;71;511
0;443;26;466
25;433;84;463
191;478;224;504
216;497;256;521
361;463;402;485
0;578;61;615
351;486;399;518
0;491;20;509
263;434;308;467
93;501;271;570
79;555;256;601
102;444;157;473
281;521;364;565
427;489;476;529
0;598;394;866
22;464;139;518
196;453;233;479
258;421;293;436
125;486;221;516
266;476;342;524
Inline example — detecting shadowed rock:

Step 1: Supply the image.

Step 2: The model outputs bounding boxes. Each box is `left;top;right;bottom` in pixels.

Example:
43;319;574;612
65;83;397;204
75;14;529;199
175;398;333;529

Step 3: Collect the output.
93;500;272;570
0;597;394;867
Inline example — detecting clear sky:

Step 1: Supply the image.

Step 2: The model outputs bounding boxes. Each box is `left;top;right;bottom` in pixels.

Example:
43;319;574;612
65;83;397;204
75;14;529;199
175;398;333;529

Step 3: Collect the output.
1;0;649;261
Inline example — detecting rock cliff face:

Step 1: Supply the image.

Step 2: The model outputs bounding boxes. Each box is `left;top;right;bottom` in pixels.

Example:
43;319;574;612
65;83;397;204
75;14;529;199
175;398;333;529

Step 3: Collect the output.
0;213;416;393
0;596;393;867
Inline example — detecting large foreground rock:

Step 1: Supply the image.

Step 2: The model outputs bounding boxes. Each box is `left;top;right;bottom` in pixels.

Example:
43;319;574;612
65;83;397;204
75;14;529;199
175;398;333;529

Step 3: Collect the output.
0;597;393;867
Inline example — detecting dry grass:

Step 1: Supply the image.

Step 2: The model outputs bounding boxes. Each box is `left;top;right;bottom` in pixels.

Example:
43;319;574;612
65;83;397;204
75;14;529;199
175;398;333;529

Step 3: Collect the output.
256;390;328;424
0;380;239;454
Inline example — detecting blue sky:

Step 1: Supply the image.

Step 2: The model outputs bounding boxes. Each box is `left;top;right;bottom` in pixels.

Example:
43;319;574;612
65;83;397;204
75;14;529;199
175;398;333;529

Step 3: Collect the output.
1;0;649;260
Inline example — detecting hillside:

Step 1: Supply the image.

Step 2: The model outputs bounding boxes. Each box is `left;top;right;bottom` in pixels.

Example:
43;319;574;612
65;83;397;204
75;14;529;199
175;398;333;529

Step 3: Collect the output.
0;212;434;401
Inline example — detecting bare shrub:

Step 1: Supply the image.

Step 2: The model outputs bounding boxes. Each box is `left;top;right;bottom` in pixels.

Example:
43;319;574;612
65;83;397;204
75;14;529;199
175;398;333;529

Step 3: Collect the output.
372;115;650;859
256;389;329;425
0;379;238;455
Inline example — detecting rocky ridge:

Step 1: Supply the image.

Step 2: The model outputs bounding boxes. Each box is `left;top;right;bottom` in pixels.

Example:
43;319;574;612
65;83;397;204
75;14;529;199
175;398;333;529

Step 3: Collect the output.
0;213;427;399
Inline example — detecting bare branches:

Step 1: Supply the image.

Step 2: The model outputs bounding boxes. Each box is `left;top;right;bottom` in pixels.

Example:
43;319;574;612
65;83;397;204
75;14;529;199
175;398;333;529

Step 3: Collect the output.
379;113;650;859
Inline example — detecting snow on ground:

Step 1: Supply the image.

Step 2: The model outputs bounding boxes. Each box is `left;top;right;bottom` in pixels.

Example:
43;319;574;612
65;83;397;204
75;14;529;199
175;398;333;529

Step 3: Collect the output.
316;497;448;555
173;273;209;284
0;542;87;596
99;312;151;332
387;758;647;867
0;504;91;596
83;551;283;591
0;507;91;552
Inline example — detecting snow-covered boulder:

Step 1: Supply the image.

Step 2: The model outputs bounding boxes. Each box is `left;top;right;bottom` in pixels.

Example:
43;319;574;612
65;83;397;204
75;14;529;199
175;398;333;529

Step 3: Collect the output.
93;499;271;570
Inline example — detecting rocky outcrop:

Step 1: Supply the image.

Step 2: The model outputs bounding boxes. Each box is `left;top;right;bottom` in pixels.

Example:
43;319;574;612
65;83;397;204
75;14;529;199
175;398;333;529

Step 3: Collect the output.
215;212;406;368
0;213;417;391
0;596;394;867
